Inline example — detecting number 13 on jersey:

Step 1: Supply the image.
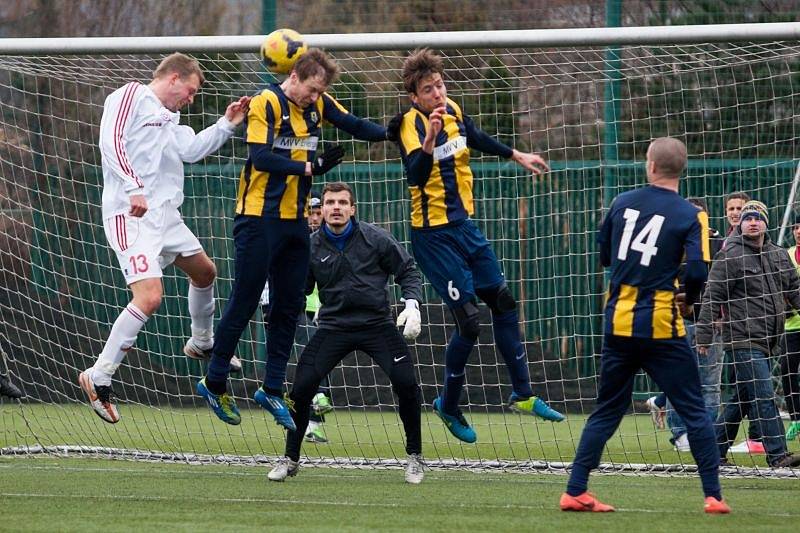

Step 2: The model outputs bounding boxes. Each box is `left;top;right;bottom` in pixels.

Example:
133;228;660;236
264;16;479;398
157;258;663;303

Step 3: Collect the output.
617;208;664;267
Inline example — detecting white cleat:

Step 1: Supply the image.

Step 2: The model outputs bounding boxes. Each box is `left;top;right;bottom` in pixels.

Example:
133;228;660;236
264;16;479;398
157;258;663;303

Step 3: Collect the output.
183;338;242;373
673;433;691;452
268;456;299;482
405;453;424;484
78;370;120;424
183;337;212;360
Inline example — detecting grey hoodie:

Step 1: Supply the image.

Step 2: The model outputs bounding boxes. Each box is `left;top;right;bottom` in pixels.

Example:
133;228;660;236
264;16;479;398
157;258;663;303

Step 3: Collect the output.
696;229;800;356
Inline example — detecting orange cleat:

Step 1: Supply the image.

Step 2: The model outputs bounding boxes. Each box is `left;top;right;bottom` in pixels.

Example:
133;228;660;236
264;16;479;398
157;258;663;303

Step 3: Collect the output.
560;492;615;512
704;496;731;514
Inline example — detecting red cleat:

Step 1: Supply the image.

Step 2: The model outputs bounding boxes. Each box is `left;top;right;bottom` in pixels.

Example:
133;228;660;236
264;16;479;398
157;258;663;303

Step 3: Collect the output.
704;496;731;514
560;492;615;512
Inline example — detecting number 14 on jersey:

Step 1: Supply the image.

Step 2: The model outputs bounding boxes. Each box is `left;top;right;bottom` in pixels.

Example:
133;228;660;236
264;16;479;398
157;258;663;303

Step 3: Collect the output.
617;208;664;267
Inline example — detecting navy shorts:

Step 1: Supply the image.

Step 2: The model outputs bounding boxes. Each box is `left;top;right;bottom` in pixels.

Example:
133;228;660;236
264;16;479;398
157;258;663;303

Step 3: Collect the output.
410;219;504;308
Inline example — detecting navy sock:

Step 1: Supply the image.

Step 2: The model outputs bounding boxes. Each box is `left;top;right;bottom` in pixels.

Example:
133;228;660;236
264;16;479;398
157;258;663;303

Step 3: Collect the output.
566;464;590;496
700;473;722;500
442;333;474;414
492;310;533;398
262;386;282;397
687;430;723;499
567;417;613;496
205;355;230;394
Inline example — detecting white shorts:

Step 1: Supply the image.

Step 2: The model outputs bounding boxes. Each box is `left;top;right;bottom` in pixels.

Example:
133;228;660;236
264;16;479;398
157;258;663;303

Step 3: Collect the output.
103;206;203;285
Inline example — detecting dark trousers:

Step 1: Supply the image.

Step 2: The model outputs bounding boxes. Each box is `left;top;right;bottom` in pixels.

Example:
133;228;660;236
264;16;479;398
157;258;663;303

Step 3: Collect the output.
716;349;787;464
209;216;308;391
569;335;719;495
782;330;800;422
285;324;422;461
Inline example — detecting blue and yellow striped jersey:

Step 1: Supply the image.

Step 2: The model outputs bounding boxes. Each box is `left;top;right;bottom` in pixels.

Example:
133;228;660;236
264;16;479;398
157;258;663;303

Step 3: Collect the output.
397;98;476;228
599;185;710;339
236;84;350;219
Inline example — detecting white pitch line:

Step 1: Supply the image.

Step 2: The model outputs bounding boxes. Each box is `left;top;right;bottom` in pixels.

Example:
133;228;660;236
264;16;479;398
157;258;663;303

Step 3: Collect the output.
1;492;797;517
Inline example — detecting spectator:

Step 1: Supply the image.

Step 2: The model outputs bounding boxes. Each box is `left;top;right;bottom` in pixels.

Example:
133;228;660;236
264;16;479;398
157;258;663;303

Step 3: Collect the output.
696;200;800;468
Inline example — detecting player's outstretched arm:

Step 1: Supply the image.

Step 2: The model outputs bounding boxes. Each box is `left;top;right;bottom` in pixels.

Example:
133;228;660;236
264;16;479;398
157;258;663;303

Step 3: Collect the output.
321;93;388;142
511;149;550;177
223;96;252;126
178;96;251;163
462;112;549;177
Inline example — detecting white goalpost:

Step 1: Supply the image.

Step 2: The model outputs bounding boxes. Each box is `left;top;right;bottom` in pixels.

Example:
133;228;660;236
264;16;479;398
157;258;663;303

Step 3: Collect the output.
1;23;799;478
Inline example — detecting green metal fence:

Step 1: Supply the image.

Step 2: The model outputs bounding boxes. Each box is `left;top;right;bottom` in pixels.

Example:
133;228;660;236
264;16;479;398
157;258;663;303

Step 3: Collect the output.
27;159;799;397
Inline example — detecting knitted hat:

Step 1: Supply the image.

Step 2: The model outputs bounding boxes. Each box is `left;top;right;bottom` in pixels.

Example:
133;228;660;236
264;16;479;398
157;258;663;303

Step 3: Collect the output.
739;200;768;225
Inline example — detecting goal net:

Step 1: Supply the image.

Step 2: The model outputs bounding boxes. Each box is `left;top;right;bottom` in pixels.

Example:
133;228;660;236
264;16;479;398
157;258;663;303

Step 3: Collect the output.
1;27;799;477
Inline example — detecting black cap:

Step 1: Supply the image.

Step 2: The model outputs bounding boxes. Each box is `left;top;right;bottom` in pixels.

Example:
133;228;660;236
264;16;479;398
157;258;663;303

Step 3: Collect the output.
309;190;321;208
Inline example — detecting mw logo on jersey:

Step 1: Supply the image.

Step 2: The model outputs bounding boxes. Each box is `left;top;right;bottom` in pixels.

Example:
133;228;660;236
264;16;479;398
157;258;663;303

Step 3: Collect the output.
273;136;319;151
433;136;467;161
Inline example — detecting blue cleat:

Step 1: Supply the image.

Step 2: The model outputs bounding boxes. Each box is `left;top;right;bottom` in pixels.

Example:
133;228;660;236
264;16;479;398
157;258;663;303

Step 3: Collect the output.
432;397;477;443
197;378;241;425
254;387;296;431
509;393;565;422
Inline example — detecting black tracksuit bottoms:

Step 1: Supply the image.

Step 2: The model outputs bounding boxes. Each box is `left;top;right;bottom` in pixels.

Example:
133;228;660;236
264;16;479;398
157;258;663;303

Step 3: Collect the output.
285;323;422;461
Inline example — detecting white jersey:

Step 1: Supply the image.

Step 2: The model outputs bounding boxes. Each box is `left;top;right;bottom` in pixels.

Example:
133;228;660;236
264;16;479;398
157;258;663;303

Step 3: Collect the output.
99;82;235;219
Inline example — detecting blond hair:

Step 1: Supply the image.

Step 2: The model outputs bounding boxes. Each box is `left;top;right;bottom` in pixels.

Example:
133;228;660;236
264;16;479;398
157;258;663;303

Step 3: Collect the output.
153;53;205;85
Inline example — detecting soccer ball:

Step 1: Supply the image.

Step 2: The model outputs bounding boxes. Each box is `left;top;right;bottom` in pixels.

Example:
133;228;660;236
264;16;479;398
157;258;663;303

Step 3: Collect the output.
260;28;307;75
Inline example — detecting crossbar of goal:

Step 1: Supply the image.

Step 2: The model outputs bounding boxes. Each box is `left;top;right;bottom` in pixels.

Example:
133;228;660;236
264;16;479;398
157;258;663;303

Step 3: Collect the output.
1;22;799;54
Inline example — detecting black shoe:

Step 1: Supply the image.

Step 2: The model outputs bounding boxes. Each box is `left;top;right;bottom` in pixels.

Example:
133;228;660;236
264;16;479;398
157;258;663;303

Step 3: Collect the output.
719;457;732;467
769;453;800;468
0;374;23;399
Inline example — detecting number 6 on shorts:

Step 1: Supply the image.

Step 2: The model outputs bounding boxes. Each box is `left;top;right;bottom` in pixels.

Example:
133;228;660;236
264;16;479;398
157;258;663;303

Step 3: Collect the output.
447;280;460;301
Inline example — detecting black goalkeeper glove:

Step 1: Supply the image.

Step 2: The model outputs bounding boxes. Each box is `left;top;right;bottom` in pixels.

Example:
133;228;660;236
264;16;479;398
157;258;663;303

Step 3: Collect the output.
311;145;345;175
386;112;403;143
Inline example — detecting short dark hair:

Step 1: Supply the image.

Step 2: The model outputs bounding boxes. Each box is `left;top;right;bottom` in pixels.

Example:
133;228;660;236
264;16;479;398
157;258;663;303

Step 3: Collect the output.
402;48;444;94
154;52;205;85
293;48;339;86
687;197;708;213
322;181;355;205
725;191;750;206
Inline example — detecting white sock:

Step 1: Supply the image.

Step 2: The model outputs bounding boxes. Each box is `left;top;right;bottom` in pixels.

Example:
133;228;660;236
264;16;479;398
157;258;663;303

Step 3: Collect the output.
188;283;214;341
306;421;319;434
91;303;148;386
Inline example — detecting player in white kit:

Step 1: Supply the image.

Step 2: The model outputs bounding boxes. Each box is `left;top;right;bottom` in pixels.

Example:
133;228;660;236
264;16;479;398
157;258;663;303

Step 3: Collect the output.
79;53;250;423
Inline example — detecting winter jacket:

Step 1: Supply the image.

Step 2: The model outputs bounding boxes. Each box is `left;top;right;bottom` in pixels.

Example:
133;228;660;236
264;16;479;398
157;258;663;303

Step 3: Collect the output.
307;218;423;330
696;231;800;355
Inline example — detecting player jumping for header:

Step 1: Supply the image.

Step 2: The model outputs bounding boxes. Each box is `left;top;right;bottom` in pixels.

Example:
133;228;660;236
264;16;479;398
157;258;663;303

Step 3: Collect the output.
391;49;564;444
